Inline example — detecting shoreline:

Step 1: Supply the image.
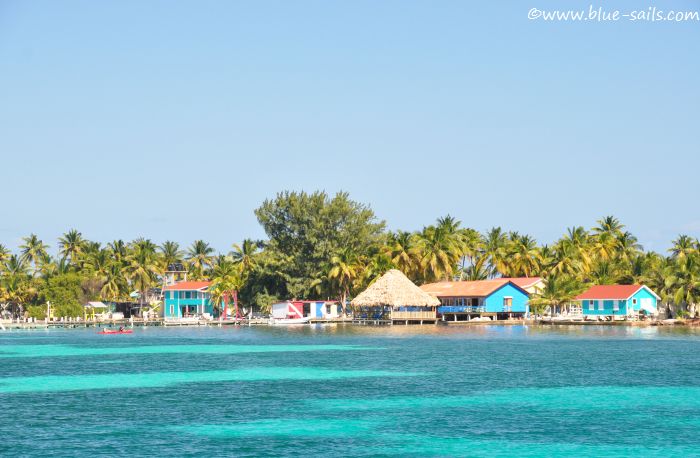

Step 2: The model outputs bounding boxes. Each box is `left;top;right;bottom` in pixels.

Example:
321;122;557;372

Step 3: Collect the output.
2;317;697;330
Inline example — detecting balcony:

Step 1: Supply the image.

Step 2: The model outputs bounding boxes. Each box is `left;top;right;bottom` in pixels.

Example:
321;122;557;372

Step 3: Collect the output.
438;306;485;313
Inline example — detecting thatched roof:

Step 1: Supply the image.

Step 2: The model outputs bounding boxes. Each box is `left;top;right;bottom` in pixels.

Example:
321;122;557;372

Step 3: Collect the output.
351;269;440;308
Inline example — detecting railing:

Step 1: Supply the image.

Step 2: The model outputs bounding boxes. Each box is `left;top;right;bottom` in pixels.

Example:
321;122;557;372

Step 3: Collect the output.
438;306;485;313
392;310;437;320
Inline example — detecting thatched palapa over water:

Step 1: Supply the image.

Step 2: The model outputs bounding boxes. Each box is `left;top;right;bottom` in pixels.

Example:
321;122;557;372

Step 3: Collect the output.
351;269;440;308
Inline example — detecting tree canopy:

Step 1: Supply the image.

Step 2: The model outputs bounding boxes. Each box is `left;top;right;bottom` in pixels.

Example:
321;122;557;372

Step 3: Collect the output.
2;193;700;318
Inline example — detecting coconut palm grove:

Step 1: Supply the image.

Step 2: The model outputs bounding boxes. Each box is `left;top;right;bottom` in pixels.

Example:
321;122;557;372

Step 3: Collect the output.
1;190;698;320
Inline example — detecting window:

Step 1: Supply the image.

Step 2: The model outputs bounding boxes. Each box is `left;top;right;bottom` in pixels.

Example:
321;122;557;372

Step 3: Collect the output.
589;300;596;310
632;298;638;305
503;297;512;308
613;300;619;312
598;301;604;311
471;298;480;307
185;291;191;299
169;305;174;316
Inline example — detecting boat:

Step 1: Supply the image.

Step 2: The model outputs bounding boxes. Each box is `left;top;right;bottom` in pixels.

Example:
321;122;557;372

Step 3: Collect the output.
97;329;133;334
269;317;310;325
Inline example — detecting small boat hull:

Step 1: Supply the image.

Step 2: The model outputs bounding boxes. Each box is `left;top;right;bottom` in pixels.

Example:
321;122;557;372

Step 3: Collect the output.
98;330;133;335
270;317;310;325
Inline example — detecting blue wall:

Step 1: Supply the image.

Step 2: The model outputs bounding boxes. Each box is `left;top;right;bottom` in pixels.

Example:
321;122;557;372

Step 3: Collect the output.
630;288;658;313
582;299;629;315
582;287;658;315
483;283;529;313
163;290;217;318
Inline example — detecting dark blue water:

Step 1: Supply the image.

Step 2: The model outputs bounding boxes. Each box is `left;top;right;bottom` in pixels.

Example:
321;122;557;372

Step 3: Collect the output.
1;325;699;457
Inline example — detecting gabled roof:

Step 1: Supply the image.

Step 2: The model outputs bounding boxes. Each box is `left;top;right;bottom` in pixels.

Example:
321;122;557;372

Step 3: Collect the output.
163;281;211;291
499;277;544;289
575;284;660;300
420;279;528;298
84;301;108;308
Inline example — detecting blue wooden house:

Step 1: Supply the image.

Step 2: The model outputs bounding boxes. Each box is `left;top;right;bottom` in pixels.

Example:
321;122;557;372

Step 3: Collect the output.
162;281;218;319
420;279;531;321
576;284;659;319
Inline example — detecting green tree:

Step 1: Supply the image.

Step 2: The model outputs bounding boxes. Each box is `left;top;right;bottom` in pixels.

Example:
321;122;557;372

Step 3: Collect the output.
126;239;160;307
160;241;183;269
384;231;419;279
38;273;85;318
529;275;583;317
187;240;214;280
328;247;364;314
19;234;49;276
58;229;85;266
209;258;246;319
230;239;260;275
254;191;384;299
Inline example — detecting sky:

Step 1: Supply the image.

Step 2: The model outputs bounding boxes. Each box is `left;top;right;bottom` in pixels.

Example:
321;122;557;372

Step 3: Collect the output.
1;0;699;255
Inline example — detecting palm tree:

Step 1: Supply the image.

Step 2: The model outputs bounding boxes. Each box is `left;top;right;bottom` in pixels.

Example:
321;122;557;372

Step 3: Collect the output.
384;231;419;278
0;244;10;273
230;239;260;274
58;229;85;266
4;255;29;277
460;254;490;281
529;275;583;317
187;240;214;280
125;239;160;307
101;262;128;302
616;231;643;262
459;228;483;270
509;234;541;278
593;216;625;236
328;247;364;314
1;274;36;318
588;260;622;285
84;248;111;281
209;258;245;319
665;255;700;317
159;241;183;269
591;216;625;262
414;217;466;282
108;240;128;263
19;234;49;276
669;235;697;259
484;227;509;277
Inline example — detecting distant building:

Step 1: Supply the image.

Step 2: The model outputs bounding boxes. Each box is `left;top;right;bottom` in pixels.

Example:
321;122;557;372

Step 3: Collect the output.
162;281;217;319
576;284;659;319
271;300;342;320
500;277;545;295
164;263;188;286
420;279;531;320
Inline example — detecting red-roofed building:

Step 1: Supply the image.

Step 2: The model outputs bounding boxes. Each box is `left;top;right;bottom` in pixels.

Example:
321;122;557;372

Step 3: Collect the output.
163;280;222;319
576;285;659;318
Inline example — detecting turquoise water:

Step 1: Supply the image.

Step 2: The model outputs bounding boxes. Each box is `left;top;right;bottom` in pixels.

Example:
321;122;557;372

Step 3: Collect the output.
1;325;699;457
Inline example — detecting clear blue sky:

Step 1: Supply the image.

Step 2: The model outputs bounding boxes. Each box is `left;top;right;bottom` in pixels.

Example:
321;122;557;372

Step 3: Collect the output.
1;0;699;254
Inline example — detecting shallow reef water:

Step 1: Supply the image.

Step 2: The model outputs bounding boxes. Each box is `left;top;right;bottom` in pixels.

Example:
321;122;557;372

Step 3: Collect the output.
1;324;698;457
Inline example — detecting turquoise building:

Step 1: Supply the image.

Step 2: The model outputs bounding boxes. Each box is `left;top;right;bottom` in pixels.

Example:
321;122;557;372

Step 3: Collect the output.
162;281;219;319
420;279;531;320
576;284;659;318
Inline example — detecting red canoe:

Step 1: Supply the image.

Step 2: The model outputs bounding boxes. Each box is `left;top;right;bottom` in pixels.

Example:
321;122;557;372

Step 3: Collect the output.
97;330;133;335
